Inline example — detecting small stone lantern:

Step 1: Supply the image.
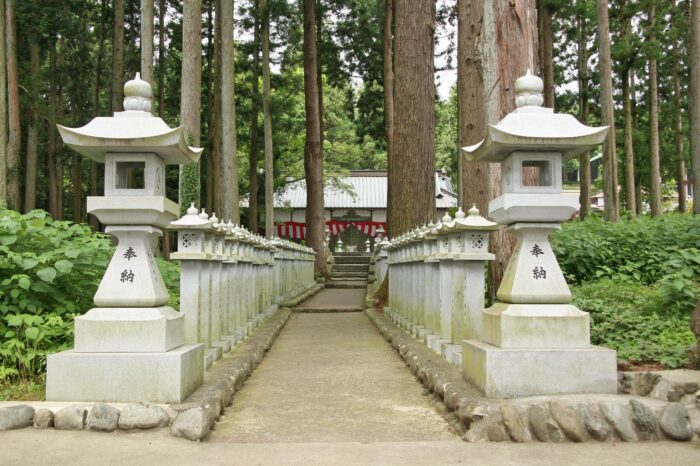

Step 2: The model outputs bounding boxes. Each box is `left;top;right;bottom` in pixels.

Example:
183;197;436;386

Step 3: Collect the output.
461;71;616;397
47;74;205;403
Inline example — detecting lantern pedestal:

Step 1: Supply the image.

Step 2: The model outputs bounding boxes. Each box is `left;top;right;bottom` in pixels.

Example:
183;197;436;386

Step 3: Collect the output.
462;340;617;398
46;344;204;403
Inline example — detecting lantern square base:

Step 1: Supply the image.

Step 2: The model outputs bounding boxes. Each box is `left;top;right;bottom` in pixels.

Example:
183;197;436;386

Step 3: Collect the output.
74;306;184;353
462;339;617;398
46;344;204;403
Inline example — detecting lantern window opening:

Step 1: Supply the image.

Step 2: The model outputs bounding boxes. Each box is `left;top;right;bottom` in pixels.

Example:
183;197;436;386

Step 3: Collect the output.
521;160;552;188
115;161;146;190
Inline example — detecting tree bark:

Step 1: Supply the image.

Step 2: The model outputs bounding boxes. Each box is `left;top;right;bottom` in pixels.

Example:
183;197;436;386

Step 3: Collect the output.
180;0;202;211
689;0;700;215
383;0;394;234
537;0;554;108
316;1;324;157
91;0;108;229
389;0;436;236
303;0;326;276
158;0;166;114
212;0;223;218
141;0;154;84
480;0;538;303
673;1;687;213
597;0;619;222
24;41;40;212
631;71;644;215
5;0;20;211
112;0;125;113
0;0;6;210
47;44;59;219
458;0;487;216
578;5;591;219
221;0;239;223
648;2;662;218
248;3;260;233
261;0;274;238
620;7;636;216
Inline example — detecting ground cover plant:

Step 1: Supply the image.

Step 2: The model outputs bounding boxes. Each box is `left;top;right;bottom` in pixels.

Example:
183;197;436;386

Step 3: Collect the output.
0;209;182;400
553;213;700;368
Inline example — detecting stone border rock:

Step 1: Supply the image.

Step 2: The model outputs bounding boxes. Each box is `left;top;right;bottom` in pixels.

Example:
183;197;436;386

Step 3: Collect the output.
364;308;700;443
0;306;294;442
279;283;324;308
619;371;700;405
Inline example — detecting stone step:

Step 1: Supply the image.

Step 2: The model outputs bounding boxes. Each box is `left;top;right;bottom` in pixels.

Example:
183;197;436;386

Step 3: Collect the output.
333;264;370;270
334;257;371;263
331;274;369;279
292;307;365;313
325;281;367;289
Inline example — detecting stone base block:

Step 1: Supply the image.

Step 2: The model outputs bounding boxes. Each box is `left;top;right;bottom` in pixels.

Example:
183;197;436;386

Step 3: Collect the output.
211;339;231;354
74;307;184;353
441;343;462;364
417;328;430;341
462;339;617;398
482;303;590;349
411;325;425;339
428;336;450;354
46;344;204;403
451;350;462;368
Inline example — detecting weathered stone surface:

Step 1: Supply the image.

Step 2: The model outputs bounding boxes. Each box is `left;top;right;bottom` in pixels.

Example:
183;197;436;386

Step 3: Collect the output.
528;403;564;442
659;403;693;441
54;406;87;431
500;405;531;443
629;399;658;440
550;401;587;442
0;405;34;431
32;408;54;429
648;378;672;401
117;403;170;430
86;403;120;432
580;403;611;441
599;402;637;442
170;407;212;441
632;372;660;396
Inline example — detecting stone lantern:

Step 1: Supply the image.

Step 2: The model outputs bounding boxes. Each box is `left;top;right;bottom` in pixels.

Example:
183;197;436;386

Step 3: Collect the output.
46;74;204;403
461;71;616;397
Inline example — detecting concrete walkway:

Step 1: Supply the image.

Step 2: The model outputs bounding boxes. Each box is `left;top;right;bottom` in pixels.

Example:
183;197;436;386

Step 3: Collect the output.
209;309;456;442
292;288;366;312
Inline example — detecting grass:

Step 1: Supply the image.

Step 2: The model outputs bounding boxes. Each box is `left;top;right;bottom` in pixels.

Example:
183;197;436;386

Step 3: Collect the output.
0;377;45;401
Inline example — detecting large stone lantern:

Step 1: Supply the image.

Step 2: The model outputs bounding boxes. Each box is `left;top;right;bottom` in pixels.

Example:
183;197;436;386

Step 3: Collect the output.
460;71;617;398
46;74;205;403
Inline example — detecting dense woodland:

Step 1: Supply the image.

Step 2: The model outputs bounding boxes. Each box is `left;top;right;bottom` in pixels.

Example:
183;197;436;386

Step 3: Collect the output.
0;0;698;274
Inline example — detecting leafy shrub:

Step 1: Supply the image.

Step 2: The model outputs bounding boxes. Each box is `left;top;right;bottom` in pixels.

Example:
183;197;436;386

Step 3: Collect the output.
158;257;180;310
572;279;696;368
553;214;700;318
0;209;113;381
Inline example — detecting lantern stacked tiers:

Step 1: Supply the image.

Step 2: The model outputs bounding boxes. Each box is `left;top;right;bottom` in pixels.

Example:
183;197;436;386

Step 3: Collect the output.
46;74;205;403
383;206;498;368
169;207;316;369
461;71;617;398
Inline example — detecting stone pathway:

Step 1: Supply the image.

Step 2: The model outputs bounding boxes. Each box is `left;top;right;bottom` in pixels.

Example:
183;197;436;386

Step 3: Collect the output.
209;289;456;443
292;288;366;312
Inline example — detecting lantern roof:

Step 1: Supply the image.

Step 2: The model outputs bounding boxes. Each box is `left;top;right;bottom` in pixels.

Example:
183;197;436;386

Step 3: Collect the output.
57;73;202;165
463;71;608;163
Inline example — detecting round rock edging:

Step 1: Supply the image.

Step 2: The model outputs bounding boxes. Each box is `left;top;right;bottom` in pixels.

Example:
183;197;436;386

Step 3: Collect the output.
363;307;700;443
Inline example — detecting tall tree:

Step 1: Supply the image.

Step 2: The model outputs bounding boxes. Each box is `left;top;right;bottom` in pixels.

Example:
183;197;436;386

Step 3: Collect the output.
141;0;154;83
112;0;125;112
620;1;636;215
221;0;238;222
485;0;537;301
303;0;326;275
0;0;6;209
24;41;40;212
648;2;662;217
248;3;260;232
578;0;591;219
91;0;109;229
690;0;700;215
5;0;20;211
383;0;394;221
180;0;202;211
673;0;687;213
261;0;274;238
389;0;436;236
537;0;555;108
597;0;619;222
158;0;166;114
458;0;486;212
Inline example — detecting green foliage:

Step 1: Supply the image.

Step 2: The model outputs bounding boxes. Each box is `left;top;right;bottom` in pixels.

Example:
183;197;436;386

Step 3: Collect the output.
553;214;700;317
157;257;180;310
0;209;113;382
572;280;695;368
